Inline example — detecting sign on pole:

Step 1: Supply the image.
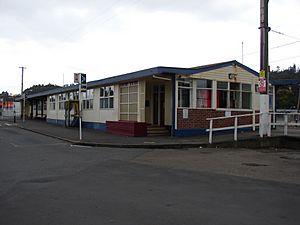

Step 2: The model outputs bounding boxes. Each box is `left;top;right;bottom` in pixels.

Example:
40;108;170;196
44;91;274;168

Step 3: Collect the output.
74;73;80;83
74;73;87;140
80;73;87;92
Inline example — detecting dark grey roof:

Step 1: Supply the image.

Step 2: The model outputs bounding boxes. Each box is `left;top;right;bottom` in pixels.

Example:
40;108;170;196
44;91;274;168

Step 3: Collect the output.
21;60;258;100
270;79;300;86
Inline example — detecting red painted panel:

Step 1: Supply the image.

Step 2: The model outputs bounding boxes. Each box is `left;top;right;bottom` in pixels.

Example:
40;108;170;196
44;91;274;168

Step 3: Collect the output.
106;121;147;137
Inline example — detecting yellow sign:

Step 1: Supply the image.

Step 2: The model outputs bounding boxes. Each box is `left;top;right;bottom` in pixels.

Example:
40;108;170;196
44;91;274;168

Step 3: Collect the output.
259;70;265;78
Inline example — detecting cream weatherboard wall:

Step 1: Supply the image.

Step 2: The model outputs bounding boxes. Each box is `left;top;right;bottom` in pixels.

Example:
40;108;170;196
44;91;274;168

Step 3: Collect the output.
82;85;119;123
46;85;120;124
164;81;172;126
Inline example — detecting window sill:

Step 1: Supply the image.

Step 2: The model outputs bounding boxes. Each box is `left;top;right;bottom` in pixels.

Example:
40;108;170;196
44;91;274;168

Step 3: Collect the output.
216;108;253;112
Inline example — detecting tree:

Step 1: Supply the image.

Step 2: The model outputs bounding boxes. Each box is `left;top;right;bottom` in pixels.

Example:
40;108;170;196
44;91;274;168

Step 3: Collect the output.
276;88;296;109
24;84;60;95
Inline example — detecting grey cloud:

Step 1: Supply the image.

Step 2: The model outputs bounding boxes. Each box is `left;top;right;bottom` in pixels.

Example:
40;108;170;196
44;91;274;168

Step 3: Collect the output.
0;0;255;43
135;0;255;21
0;0;119;42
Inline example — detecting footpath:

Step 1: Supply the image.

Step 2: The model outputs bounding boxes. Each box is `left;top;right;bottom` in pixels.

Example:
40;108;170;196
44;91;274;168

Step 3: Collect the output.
12;119;265;148
1;118;298;148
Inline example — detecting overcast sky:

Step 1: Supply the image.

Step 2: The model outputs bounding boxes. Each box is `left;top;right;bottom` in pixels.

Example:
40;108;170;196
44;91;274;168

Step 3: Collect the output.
1;0;300;94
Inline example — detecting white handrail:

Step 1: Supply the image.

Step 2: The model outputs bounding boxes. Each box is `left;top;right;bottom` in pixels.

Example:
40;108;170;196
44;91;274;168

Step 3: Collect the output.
206;112;300;144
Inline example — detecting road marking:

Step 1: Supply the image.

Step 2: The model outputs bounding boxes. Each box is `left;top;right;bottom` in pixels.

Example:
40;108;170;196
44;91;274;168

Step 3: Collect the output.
9;143;67;148
70;144;92;149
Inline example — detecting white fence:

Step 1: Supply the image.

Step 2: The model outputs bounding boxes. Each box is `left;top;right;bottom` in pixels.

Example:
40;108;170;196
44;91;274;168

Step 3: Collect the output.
0;102;21;121
206;112;300;144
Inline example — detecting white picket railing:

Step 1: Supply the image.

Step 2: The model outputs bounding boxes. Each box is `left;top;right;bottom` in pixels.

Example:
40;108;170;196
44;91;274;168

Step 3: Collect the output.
206;112;300;144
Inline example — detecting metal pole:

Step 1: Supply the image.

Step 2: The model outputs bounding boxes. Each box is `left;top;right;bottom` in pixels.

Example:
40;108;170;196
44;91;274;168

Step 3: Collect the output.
242;42;244;64
234;117;238;141
209;120;213;144
259;0;270;136
284;114;288;136
79;83;82;140
13;97;16;123
19;66;26;122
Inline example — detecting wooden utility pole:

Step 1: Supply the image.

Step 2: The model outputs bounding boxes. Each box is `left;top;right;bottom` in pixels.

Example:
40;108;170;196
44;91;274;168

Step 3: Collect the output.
259;0;270;137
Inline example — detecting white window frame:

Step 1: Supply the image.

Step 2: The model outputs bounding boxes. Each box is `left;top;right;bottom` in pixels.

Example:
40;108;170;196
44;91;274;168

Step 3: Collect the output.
119;81;138;121
217;81;253;110
100;86;114;109
49;95;56;111
196;79;213;109
58;93;66;110
83;89;94;110
178;79;192;108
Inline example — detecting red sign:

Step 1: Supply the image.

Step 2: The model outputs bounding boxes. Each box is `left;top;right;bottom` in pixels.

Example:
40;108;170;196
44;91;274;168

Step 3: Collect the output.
258;78;266;93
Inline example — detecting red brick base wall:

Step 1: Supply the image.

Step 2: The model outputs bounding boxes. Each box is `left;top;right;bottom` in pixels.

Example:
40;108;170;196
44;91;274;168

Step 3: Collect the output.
177;109;259;129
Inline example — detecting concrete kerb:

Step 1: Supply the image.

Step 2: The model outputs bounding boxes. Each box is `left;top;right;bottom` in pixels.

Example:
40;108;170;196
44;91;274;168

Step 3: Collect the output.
18;126;75;144
17;125;208;149
17;124;300;150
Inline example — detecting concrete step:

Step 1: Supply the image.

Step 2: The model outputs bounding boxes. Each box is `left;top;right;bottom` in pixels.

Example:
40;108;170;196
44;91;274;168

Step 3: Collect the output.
147;126;170;136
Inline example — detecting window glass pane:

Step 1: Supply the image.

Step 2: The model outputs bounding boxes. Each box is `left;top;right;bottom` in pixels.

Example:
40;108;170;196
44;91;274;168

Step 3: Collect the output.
242;92;251;109
197;79;212;89
120;114;128;120
242;84;251;92
104;98;108;108
129;86;138;92
120;104;128;112
120;94;128;102
217;82;228;90
196;90;212;108
100;88;104;97
178;88;190;107
100;99;104;108
129;93;138;102
129;114;137;121
109;98;113;108
104;88;109;97
230;83;240;90
109;88;114;96
230;91;241;108
217;90;227;108
129;104;137;113
120;87;128;94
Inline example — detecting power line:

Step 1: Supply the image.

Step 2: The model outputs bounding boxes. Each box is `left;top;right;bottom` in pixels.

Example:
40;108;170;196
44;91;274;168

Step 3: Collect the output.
271;29;300;41
250;55;300;68
270;55;300;63
227;40;300;61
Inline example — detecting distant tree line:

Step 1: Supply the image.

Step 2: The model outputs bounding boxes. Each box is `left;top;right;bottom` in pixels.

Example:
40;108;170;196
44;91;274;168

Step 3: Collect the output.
0;84;60;100
270;64;300;110
23;84;60;96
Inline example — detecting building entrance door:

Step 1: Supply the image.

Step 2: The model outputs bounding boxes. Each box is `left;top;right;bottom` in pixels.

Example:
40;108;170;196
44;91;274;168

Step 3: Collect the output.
153;85;165;126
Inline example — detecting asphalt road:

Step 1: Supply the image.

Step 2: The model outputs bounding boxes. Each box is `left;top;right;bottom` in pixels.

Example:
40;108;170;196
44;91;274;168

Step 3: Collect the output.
0;121;300;225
